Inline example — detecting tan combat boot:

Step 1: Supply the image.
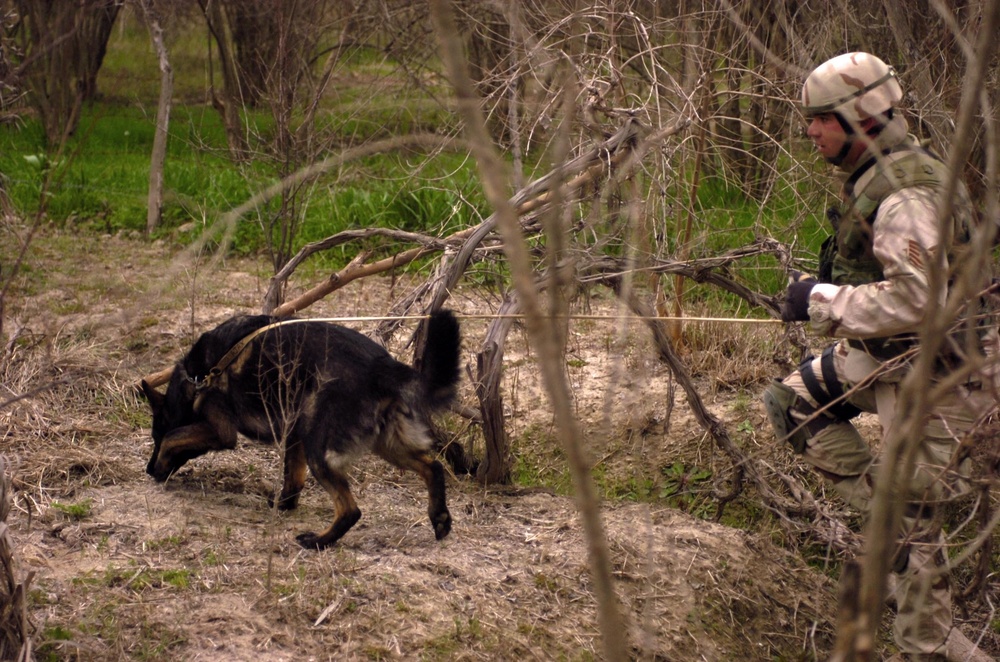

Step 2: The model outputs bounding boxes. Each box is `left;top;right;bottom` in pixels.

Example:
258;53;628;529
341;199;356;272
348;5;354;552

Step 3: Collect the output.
884;628;994;661
943;627;994;662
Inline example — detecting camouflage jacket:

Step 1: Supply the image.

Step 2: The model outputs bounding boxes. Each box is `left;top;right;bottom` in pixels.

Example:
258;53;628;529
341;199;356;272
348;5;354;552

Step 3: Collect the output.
806;117;978;351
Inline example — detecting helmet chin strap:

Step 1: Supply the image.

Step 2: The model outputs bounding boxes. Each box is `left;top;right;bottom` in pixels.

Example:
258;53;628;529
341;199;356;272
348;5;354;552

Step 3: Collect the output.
826;112;887;166
827;114;856;166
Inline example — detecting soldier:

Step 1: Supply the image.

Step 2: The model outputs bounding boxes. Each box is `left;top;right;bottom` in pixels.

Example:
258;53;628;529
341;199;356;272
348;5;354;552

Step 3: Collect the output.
763;52;996;661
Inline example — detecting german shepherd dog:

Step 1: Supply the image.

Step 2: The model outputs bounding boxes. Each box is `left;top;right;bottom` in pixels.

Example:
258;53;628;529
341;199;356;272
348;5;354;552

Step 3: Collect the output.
140;310;461;549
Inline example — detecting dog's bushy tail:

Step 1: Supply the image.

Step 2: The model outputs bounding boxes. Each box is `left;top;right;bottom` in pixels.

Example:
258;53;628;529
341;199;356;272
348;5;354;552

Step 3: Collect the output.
420;310;461;410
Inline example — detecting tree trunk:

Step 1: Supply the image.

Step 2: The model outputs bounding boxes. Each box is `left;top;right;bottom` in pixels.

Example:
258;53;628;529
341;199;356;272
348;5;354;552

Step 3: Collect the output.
75;0;117;102
13;0;120;145
140;0;173;235
0;176;12;219
474;295;519;485
465;4;512;144
198;0;248;161
227;0;269;108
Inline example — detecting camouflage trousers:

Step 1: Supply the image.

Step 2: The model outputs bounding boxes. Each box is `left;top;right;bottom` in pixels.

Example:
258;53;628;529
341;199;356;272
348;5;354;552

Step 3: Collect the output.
768;339;993;656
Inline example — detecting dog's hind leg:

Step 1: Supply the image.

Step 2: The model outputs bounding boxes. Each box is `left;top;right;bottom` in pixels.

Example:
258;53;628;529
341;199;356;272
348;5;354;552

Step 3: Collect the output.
396;452;452;541
296;462;361;550
375;417;451;540
273;438;307;511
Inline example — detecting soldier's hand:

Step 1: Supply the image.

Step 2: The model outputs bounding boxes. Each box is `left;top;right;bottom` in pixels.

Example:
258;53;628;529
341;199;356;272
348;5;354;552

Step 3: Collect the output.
781;271;817;322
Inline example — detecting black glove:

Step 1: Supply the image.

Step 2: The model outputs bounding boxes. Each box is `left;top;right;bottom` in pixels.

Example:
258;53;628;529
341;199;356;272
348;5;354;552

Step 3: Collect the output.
781;271;816;322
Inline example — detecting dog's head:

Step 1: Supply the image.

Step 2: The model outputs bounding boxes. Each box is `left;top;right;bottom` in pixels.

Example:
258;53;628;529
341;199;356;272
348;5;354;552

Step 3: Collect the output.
140;367;199;476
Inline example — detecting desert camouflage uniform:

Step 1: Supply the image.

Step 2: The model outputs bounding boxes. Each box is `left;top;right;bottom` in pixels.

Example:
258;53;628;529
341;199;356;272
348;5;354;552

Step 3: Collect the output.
764;115;996;658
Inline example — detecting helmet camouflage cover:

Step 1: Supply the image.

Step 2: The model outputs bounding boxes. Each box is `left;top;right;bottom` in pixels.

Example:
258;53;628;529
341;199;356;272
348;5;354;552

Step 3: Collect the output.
802;52;903;123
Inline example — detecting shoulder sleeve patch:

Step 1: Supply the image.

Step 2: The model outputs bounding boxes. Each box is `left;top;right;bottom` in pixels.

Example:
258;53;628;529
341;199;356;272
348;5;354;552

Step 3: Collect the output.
907;239;925;269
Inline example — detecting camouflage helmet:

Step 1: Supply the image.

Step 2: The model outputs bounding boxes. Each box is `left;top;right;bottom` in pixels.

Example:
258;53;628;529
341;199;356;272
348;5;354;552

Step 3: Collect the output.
802;52;902;124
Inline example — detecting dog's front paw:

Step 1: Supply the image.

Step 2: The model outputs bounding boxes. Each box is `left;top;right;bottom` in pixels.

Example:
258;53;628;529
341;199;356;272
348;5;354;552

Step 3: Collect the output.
268;492;299;511
296;531;328;550
432;510;452;540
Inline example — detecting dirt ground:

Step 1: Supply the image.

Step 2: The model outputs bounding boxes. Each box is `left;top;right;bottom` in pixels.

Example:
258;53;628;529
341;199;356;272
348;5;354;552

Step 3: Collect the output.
1;227;995;661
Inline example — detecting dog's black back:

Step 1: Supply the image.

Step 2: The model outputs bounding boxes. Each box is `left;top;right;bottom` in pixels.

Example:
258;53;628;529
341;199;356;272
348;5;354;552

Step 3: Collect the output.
142;310;461;549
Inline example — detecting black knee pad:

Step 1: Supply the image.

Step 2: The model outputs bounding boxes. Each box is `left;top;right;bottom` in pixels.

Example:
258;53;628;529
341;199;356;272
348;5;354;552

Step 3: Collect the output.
799;346;862;421
891;542;910;574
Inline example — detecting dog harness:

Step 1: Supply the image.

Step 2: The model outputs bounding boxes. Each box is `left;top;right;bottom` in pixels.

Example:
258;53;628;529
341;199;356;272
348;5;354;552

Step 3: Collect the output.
191;319;296;391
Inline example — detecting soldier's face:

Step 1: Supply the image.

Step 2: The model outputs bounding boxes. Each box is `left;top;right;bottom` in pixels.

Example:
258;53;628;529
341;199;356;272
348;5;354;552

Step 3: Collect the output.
806;113;848;161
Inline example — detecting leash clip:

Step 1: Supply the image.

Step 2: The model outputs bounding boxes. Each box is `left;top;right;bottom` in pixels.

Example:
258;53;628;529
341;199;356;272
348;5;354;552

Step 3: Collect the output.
188;370;218;392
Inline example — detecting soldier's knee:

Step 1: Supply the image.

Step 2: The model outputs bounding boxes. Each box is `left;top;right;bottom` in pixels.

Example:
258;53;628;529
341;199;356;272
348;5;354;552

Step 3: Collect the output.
763;380;818;454
892;542;911;574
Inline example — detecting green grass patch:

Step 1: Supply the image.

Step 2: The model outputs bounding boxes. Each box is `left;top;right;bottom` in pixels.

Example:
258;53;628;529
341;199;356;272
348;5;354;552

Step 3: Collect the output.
0;96;487;269
0;104;251;234
509;424;574;494
51;498;94;520
145;534;185;551
62;601;188;662
73;562;195;593
669;174;831;310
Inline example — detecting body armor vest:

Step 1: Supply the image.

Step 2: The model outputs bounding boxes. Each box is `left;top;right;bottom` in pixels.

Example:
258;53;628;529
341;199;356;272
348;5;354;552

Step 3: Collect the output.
827;143;967;285
817;139;976;359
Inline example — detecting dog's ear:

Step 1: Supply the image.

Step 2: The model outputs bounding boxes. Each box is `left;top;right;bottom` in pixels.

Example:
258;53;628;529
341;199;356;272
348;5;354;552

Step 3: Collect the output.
139;380;164;414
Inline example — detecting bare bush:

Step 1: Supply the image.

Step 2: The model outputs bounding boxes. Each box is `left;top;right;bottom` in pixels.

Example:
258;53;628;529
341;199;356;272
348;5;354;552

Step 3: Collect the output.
0;455;33;662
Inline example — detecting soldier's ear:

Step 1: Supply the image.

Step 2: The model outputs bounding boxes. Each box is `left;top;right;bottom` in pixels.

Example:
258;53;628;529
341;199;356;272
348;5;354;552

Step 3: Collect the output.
139;380;164;415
